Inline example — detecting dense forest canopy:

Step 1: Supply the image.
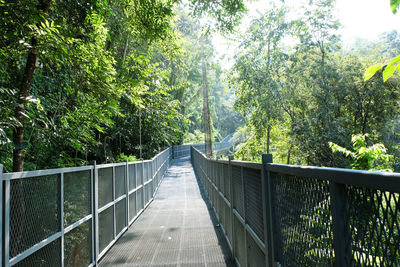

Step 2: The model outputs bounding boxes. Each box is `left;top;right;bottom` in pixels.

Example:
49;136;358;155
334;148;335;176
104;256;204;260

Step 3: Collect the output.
0;0;399;172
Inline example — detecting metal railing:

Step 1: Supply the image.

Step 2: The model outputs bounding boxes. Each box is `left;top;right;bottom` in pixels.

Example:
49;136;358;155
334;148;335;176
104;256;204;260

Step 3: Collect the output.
191;146;400;267
0;147;172;267
173;142;233;159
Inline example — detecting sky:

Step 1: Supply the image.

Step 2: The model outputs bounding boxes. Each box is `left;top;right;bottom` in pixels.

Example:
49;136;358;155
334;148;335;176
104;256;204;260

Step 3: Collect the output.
213;0;400;69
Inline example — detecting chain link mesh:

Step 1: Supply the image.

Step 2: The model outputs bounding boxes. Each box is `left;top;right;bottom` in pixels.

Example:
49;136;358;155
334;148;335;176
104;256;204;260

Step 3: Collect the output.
223;164;230;201
98;206;114;253
129;192;137;221
98;168;113;208
64;219;92;267
247;231;265;266
128;164;136;190
64;170;91;226
232;166;244;218
115;166;126;198
115;199;127;235
10;175;60;257
243;167;264;242
234;216;246;267
347;186;400;266
13;239;61;267
271;173;334;266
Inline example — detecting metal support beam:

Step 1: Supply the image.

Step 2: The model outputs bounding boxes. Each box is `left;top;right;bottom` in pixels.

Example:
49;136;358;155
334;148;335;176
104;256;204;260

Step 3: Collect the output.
92;161;99;266
228;156;236;263
329;182;352;267
0;164;3;267
262;154;273;267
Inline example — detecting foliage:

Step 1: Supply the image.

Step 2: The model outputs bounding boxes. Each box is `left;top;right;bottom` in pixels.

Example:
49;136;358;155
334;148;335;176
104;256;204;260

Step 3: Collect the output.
116;153;139;163
329;134;394;172
364;1;400;81
228;0;400;167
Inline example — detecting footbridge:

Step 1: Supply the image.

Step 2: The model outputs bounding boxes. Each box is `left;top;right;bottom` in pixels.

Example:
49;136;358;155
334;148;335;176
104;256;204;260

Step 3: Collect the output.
1;144;400;266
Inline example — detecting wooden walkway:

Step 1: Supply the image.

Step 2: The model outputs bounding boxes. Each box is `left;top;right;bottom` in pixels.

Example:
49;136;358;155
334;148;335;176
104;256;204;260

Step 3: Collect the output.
99;157;235;266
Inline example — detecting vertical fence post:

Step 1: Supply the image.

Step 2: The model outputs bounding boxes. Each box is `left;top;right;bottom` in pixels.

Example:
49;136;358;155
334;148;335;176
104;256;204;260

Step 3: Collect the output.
329;182;352;266
112;166;116;239
241;166;248;267
92;160;99;266
228;156;236;262
0;164;3;267
4;176;10;267
60;172;65;267
125;160;129;229
262;154;274;267
141;160;145;210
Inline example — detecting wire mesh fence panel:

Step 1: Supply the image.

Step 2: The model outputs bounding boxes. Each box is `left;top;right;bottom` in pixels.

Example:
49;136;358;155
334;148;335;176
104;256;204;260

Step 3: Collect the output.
219;163;225;196
271;172;334;266
129;192;137;221
98;168;113;208
136;163;143;186
64;170;91;226
64;219;92;267
115;166;126;199
137;187;143;211
243;167;264;242
10;174;60;258
347;186;400;266
13;239;61;267
144;162;149;183
128;164;136;191
247;231;265;266
219;195;225;229
224;202;232;244
98;206;114;253
144;184;149;205
115;199;127;235
223;164;230;201
232;166;244;218
234;216;246;267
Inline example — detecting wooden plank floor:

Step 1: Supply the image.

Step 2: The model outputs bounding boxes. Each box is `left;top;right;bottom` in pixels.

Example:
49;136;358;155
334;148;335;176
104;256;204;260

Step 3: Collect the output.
99;157;235;267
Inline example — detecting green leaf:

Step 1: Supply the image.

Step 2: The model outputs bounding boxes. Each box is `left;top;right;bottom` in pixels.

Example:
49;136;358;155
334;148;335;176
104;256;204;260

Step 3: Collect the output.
383;64;397;82
364;65;382;81
391;0;400;14
388;55;400;65
382;55;400;81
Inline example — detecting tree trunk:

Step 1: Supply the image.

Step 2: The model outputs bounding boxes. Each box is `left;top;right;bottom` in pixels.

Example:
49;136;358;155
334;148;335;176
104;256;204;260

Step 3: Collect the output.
200;35;212;157
12;0;53;172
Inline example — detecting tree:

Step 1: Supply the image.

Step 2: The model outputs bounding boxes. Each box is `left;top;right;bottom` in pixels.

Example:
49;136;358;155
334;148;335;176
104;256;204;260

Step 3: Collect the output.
11;0;52;171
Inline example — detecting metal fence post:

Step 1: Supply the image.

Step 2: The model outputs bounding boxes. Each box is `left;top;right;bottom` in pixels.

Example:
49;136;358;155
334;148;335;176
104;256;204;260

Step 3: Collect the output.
228;156;236;261
329;182;352;266
4;176;10;267
262;154;274;267
141;160;145;209
92;160;99;266
60;172;65;267
112;166;116;238
125;160;129;228
0;164;3;267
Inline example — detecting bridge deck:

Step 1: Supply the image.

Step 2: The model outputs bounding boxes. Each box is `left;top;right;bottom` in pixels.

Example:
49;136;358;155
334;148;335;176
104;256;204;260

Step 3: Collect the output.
99;157;235;267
